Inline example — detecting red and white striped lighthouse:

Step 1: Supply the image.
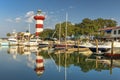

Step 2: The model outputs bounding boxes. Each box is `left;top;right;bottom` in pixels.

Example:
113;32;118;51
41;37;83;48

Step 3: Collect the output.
34;10;45;38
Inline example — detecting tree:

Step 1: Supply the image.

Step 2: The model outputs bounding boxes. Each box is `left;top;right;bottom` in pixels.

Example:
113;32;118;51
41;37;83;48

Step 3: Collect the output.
6;33;11;37
75;18;117;37
55;21;75;38
40;29;54;38
35;18;117;39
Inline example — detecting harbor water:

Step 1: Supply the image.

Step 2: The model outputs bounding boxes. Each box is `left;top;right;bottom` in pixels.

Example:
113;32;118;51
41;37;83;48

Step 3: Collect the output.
0;46;120;80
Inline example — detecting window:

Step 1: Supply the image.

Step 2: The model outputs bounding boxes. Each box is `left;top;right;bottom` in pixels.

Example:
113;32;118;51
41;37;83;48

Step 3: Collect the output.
114;30;116;34
118;30;120;34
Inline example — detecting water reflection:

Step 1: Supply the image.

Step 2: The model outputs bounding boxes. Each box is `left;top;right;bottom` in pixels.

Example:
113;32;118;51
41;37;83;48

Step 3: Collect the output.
7;46;45;77
48;50;120;74
6;46;120;74
34;51;45;76
0;45;120;80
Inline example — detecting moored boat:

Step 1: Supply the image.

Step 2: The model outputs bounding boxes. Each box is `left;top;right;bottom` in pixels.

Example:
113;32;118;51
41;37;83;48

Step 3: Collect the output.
53;44;74;50
24;38;40;47
8;38;18;46
0;40;9;46
74;42;111;53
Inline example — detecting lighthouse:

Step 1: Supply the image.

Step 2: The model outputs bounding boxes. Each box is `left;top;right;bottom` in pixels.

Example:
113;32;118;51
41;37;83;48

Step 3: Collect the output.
34;10;45;38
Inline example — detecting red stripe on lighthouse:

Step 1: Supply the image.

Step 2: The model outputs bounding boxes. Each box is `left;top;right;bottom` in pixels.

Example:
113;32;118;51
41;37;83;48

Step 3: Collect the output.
36;24;43;28
36;59;43;63
34;16;45;20
34;10;45;38
36;32;40;37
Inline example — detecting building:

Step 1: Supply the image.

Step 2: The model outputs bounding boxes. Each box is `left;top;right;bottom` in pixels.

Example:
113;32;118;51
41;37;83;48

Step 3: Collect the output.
99;26;120;40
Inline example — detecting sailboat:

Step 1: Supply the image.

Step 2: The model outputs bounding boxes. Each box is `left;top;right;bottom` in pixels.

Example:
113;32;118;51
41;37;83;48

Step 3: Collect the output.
53;13;75;50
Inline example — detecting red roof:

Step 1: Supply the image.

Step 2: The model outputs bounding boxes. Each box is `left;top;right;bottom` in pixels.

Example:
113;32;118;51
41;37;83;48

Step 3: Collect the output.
99;26;120;31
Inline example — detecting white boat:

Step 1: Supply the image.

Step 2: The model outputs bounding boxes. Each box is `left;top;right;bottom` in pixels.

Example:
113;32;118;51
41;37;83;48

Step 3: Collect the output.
8;37;18;46
24;38;41;47
74;42;111;52
0;40;9;46
103;41;120;48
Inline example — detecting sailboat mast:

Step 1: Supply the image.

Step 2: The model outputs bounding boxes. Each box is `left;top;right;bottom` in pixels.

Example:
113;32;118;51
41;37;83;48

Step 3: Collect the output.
59;22;61;44
65;13;68;49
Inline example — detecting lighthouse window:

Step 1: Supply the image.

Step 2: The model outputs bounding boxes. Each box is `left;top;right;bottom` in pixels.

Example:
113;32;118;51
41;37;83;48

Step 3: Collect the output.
114;30;116;34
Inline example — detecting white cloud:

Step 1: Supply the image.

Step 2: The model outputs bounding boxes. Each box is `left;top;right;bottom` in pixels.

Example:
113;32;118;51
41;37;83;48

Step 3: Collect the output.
15;17;21;23
6;17;21;23
25;11;35;23
25;11;35;17
6;18;13;22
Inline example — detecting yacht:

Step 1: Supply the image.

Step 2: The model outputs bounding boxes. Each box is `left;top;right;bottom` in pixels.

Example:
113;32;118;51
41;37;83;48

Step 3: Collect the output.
74;42;111;53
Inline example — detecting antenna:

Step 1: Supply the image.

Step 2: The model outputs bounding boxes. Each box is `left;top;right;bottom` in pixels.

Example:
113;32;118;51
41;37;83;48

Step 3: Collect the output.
29;24;30;33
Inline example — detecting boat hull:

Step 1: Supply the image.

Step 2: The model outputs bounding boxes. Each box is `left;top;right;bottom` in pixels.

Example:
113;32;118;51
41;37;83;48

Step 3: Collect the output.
53;44;74;50
74;45;110;52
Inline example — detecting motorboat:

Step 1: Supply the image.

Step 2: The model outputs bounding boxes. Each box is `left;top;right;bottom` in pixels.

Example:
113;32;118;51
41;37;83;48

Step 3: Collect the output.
8;37;18;46
24;38;40;47
74;42;111;53
53;44;74;50
103;41;120;48
0;40;9;46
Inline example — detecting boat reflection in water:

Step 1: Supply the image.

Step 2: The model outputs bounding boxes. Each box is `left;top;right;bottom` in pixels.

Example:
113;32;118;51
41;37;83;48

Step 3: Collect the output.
0;45;120;80
7;46;45;77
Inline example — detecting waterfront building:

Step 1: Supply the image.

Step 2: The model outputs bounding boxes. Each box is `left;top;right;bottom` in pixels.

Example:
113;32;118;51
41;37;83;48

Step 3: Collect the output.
99;26;120;40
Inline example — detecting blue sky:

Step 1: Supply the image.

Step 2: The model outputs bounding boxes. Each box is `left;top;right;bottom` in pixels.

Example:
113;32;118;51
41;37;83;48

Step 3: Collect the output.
0;0;120;37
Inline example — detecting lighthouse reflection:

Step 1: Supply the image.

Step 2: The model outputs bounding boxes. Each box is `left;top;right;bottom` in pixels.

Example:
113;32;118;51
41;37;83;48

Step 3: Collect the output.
4;45;120;80
34;51;45;76
7;46;45;77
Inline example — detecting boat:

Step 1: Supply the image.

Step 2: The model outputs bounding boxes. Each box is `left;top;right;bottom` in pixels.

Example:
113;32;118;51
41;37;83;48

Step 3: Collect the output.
53;43;74;50
24;38;40;47
74;42;111;53
103;41;120;48
8;30;18;46
0;40;9;46
8;37;18;46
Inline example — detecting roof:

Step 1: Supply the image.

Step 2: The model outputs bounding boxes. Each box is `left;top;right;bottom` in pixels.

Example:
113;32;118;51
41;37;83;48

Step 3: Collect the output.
99;26;120;31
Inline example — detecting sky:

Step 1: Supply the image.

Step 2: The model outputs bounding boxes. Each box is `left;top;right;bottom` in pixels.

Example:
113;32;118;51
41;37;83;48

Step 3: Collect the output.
1;0;120;37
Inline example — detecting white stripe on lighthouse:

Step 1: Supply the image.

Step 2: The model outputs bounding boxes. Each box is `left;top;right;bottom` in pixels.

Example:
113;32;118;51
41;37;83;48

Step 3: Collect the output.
36;28;43;32
36;20;43;24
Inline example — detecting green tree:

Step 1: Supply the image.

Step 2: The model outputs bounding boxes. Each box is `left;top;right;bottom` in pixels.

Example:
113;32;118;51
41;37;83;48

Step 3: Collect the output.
75;18;117;37
55;22;75;38
40;29;54;38
6;33;11;37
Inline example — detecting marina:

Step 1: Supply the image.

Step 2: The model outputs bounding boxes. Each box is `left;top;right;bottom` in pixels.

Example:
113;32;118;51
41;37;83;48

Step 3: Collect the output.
1;0;120;79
